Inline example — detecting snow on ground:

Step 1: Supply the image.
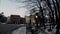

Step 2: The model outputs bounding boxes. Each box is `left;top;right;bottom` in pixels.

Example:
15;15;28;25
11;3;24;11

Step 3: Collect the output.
12;23;57;34
12;26;26;34
26;23;57;34
39;23;57;34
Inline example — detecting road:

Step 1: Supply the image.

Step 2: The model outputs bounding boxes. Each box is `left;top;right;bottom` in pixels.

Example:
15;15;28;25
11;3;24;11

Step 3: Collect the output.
0;24;26;34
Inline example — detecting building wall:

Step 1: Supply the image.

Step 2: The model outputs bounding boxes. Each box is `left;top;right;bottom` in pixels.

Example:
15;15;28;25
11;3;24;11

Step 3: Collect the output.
25;16;30;24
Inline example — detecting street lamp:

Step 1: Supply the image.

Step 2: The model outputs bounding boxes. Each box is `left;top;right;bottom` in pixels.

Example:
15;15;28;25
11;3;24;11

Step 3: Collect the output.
36;16;38;19
45;15;49;18
45;15;50;22
35;15;39;27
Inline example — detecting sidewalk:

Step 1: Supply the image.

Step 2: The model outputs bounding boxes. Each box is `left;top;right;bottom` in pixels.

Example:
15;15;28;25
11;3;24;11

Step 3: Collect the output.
12;26;26;34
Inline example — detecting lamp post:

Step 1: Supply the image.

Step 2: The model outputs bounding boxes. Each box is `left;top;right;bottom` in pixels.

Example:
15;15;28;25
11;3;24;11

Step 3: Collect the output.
36;16;38;19
35;13;38;28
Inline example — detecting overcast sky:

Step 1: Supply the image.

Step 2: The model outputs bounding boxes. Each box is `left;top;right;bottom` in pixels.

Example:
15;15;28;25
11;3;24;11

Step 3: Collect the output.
0;0;30;17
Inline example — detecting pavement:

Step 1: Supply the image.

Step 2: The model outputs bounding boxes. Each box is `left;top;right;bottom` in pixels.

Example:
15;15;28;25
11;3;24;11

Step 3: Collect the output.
12;26;26;34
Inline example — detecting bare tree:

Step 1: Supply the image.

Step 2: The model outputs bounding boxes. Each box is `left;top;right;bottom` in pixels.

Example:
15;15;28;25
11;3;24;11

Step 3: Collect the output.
20;0;60;34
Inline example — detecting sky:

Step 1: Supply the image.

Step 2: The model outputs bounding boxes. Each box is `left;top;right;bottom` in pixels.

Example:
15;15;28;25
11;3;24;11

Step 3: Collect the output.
0;0;30;17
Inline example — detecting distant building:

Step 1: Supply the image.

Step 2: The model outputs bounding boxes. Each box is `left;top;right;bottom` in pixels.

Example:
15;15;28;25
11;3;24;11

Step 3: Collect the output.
20;17;26;24
25;15;35;24
30;15;35;24
25;16;30;24
7;15;26;24
7;15;20;24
